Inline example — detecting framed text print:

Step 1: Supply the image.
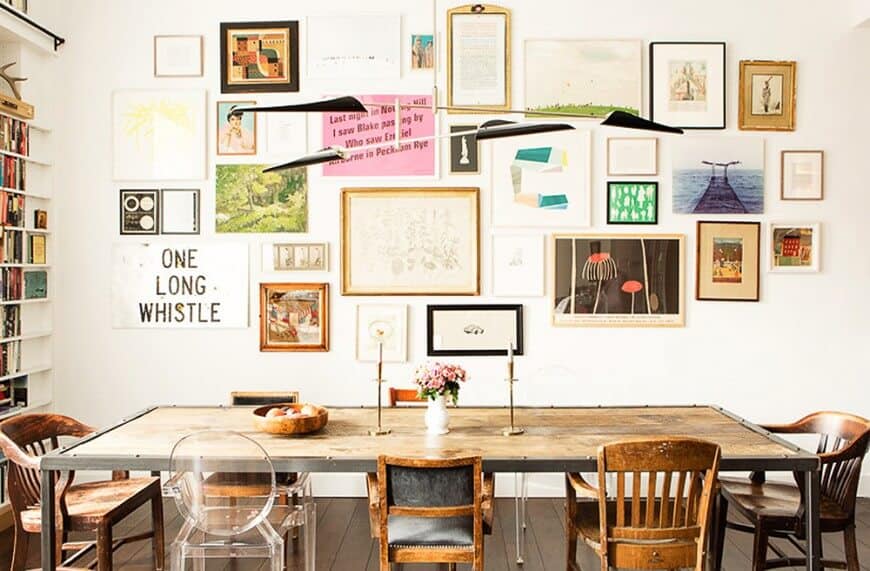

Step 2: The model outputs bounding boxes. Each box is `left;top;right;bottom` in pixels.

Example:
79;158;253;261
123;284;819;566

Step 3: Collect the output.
447;4;510;113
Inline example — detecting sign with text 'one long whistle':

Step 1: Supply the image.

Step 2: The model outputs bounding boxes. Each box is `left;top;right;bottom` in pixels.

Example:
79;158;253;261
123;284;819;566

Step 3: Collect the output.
112;243;248;328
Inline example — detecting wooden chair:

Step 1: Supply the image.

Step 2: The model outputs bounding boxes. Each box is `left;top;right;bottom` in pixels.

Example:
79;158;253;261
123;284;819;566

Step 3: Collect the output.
566;437;721;571
0;413;164;571
377;455;485;571
711;411;870;571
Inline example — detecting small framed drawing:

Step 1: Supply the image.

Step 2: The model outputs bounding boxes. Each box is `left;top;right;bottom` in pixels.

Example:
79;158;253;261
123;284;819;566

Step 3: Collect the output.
153;35;203;77
259;283;328;352
34;209;48;229
781;150;824;200
770;223;820;273
739;60;796;131
268;242;328;271
356;304;408;362
265;112;307;157
217;101;256;156
607;137;657;176
449;125;480;174
492;234;544;297
411;34;435;70
160;189;200;235
220;21;300;93
120;190;159;235
447;4;511;112
427;304;523;356
607;182;658;225
696;221;760;302
649;42;726;129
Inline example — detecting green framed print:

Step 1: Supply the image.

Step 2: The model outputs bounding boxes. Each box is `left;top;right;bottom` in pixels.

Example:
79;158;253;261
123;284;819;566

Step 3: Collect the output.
607;182;658;225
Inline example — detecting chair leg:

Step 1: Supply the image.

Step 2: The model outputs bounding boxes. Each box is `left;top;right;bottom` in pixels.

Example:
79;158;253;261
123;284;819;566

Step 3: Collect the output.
711;493;729;571
751;529;769;571
10;526;29;571
844;524;860;571
96;521;114;571
170;542;184;571
151;490;166;570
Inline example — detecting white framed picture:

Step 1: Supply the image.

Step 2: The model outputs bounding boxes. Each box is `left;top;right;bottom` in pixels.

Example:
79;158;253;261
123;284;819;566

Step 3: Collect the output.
492;234;545;297
607;137;658;176
781;150;824;200
770;223;820;273
356;304;408;362
306;13;400;79
153;35;203;77
261;242;328;272
265;112;308;157
650;42;726;129
160;189;199;235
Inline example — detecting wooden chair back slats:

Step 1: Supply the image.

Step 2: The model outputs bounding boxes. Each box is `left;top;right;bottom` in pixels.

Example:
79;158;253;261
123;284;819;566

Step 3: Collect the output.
615;473;625;527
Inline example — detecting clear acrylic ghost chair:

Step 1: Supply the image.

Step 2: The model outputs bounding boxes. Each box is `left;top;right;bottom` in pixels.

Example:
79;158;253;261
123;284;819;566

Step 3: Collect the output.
164;430;315;571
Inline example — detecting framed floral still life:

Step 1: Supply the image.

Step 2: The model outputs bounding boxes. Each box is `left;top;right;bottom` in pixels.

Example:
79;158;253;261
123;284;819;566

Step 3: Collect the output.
259;282;328;352
781;150;824;200
220;21;300;93
770;223;820;273
696;221;760;302
738;60;796;131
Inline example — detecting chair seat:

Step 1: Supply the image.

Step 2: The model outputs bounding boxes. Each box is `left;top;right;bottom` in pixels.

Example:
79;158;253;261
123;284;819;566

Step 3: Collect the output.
20;477;160;533
203;471;298;497
719;477;850;530
387;515;474;548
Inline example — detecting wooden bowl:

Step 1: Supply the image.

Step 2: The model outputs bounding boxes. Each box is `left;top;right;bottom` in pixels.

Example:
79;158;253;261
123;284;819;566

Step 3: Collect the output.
252;403;329;435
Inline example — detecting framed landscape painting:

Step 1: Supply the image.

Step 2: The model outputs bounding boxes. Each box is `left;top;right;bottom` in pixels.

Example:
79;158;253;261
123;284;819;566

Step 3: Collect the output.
215;164;307;233
220;21;299;93
259;283;328;351
650;42;726;129
696;221;760;301
770;223;819;273
739;60;796;131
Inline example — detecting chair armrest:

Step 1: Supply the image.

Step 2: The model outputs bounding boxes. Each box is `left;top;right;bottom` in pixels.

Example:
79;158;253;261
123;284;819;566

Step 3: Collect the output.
366;472;379;506
566;472;599;500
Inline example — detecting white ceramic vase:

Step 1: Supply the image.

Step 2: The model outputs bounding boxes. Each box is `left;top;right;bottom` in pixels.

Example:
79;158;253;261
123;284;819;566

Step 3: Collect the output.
425;395;450;435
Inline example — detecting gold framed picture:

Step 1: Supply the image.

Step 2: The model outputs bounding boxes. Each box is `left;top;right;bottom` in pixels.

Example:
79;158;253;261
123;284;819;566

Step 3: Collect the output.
696;221;760;302
259;283;328;352
738;60;796;131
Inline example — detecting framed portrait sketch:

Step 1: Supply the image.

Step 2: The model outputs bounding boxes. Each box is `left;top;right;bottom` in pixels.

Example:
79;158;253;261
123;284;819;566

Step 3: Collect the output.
447;4;510;112
341;187;480;295
217;101;256;156
492;234;544;297
449;125;480;174
551;233;685;327
159;189;200;235
427;304;523;356
356;304;408;362
696;221;760;302
220;21;299;93
259;283;328;352
650;42;726;129
153;35;203;77
607;182;658;225
739;60;796;131
781;150;824;200
607;137;657;176
120;190;159;235
770;223;820;273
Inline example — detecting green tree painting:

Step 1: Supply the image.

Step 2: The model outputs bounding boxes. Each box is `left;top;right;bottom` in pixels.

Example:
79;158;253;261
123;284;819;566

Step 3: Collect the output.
215;164;308;233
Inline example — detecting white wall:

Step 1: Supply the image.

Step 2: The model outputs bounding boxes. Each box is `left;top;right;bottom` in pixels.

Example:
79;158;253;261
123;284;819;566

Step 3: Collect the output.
34;0;870;495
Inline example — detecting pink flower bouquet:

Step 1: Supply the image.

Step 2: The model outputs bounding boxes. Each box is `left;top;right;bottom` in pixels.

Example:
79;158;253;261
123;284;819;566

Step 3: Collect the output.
413;361;468;404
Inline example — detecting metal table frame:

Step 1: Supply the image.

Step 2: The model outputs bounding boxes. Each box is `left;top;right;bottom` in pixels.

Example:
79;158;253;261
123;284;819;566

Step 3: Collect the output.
38;404;822;571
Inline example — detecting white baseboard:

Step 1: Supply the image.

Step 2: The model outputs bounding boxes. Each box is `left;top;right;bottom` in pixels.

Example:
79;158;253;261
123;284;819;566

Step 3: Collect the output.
860;473;870;497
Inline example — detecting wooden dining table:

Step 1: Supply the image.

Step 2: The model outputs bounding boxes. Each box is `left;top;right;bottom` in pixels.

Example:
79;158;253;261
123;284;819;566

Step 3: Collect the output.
39;404;823;570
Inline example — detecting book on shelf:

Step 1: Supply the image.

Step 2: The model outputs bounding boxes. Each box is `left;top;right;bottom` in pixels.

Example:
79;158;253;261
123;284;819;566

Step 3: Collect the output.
1;228;23;263
23;270;46;299
0;116;28;156
29;234;45;264
1;305;21;337
0;156;25;190
0;267;22;300
0;339;21;376
0;190;24;225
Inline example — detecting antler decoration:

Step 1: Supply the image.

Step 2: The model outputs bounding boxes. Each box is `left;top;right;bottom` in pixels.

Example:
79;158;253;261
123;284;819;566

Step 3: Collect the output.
0;62;27;100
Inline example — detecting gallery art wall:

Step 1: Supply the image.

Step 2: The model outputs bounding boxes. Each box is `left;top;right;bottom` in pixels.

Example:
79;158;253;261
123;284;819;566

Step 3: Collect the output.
33;0;870;495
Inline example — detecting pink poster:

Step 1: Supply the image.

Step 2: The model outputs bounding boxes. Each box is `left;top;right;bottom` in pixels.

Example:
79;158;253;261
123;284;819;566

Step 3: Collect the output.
322;94;435;177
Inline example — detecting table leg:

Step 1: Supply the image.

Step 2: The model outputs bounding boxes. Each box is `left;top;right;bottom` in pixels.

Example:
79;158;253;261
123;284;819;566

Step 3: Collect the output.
514;472;526;565
804;469;821;571
41;468;57;571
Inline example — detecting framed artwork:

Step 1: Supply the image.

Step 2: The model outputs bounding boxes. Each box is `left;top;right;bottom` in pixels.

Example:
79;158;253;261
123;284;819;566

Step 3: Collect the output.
259;283;328;352
449;125;480;174
356;304;408;362
29;235;45;265
153;35;203;77
447;4;511;112
266;242;328;271
159;189;200;235
427;304;523;356
24;271;47;299
411;34;435;70
524;39;641;117
220;21;299;93
551;233;685;327
491;129;592;228
215;164;307;233
607;182;658;225
649;42;726;129
265;111;307;157
217;101;257;156
770;223;820;273
672;136;764;214
781;150;824;200
492;234;545;297
112;89;206;181
739;60;796;131
341;187;480;295
306;14;400;79
696;221;760;302
607;137;657;176
34;209;48;229
120;190;159;235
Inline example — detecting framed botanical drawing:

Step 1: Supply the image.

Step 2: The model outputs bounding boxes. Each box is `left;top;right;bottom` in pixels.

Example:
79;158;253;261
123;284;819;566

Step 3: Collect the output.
119;190;159;235
447;4;510;112
153;35;203;77
159;189;200;235
220;21;299;93
427;304;522;356
490;129;591;228
738;60;796;131
770;223;819;273
607;137;657;176
341;187;480;295
781;150;824;200
217;101;256;156
356;304;408;362
696;221;760;302
649;42;726;129
551;234;685;327
607;182;658;225
259;283;328;352
263;242;328;271
449;125;480;174
492;234;544;297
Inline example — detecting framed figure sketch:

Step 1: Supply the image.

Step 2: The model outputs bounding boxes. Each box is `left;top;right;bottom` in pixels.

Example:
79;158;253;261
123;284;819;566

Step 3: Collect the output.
649;42;726;129
427;304;523;356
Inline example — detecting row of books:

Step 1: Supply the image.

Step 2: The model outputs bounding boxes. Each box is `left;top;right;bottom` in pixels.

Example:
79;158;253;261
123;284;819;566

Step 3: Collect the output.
1;305;20;338
1;229;23;263
0;156;25;191
1;339;21;377
0;190;25;226
0;267;22;301
0;115;28;156
0;376;27;418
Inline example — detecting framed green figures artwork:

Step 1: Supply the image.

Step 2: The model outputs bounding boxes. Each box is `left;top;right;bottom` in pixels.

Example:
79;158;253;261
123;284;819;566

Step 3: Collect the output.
770;223;819;273
696;221;760;301
607;182;658;224
220;21;299;93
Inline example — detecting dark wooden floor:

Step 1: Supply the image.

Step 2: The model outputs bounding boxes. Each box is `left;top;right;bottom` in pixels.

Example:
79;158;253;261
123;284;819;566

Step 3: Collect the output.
2;498;868;570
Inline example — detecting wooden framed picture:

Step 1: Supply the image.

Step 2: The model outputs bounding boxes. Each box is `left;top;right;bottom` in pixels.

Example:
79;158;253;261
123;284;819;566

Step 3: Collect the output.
356;304;408;362
220;21;299;93
427;304;523;356
449;125;480;174
696;221;760;302
159;189;200;235
34;209;47;229
492;234;545;297
217;101;256;156
265;242;328;271
120;189;159;235
259;283;328;352
552;234;685;327
770;223;820;273
781;150;824;200
153;35;203;77
738;60;796;131
447;4;510;113
607;182;658;225
607;137;657;176
341;187;480;295
650;42;726;129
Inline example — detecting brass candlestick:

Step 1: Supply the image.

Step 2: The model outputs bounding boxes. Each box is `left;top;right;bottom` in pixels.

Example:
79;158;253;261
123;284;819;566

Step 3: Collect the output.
502;343;524;436
369;340;391;436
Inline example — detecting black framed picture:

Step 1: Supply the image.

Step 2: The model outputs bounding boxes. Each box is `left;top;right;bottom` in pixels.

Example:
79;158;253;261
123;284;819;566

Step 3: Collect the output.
649;42;726;129
606;182;658;225
120;189;159;235
427;304;523;356
220;21;300;93
449;125;480;174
